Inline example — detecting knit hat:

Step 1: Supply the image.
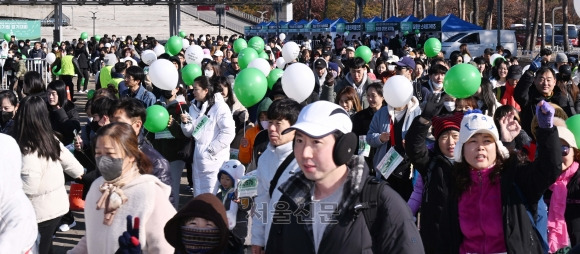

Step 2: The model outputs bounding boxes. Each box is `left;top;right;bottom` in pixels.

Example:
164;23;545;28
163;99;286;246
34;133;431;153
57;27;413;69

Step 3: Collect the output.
257;97;273;114
164;193;228;254
454;111;510;162
217;159;245;188
432;112;463;141
506;65;523;80
556;53;568;63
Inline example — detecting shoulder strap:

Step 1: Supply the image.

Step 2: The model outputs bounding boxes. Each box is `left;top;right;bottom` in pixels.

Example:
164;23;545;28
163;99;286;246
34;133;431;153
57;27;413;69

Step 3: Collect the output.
269;152;295;198
358;176;386;234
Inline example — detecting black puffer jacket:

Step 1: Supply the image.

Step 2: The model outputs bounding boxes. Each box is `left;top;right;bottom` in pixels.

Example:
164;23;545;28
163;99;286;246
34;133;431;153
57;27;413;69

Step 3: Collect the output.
405;116;455;254
49;100;81;146
445;126;562;253
266;156;424;254
138;133;172;188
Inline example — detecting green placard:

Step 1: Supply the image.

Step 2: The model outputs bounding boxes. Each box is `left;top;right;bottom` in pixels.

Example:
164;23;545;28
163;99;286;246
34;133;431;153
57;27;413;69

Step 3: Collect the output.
0;20;41;41
400;22;414;33
336;23;345;33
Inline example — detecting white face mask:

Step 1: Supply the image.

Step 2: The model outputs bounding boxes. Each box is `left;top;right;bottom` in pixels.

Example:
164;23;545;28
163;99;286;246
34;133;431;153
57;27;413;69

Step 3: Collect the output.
260;120;269;130
432;81;444;90
443;101;455;112
387;65;395;71
204;70;214;77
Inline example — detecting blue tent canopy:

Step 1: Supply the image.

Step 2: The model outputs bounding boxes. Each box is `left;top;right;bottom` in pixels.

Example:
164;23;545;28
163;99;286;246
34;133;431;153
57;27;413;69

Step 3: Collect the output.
384;16;403;22
318;18;334;24
353;16;383;23
420;14;444;22
297;19;309;25
401;15;420;22
441;14;482;31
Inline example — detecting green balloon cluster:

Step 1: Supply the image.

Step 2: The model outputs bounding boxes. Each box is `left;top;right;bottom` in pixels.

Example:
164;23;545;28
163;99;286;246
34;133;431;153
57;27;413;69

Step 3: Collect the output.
166;36;183;56
179;31;187;38
248;36;265;53
443;63;481;99
424;38;441;57
259;51;269;60
267;68;284;89
181;63;202;86
233;38;247;53
238;47;258;69
355;46;372;64
87;89;96;100
234;68;268;107
567;115;580;146
144;105;170;133
80;32;88;40
3;33;10;41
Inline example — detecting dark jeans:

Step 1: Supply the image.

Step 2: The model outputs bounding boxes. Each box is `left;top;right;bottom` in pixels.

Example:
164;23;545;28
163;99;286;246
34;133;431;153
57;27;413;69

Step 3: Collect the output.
60;75;75;101
77;68;89;91
38;216;63;254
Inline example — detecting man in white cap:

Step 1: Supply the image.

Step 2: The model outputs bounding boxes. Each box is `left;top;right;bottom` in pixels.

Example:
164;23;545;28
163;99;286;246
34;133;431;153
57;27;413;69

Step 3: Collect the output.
265;101;424;253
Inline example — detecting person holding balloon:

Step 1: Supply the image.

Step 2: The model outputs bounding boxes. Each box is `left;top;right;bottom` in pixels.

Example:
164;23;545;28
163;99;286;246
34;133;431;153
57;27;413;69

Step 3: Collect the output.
180;76;235;196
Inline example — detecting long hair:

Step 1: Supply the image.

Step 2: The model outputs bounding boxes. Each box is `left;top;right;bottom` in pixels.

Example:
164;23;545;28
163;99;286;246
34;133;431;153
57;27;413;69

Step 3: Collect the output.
335;86;362;113
460;43;471;57
492;59;508;81
47;80;67;107
12;95;60;161
212;76;235;110
453;149;518;195
22;71;45;95
478;78;497;116
95;122;152;174
194;76;215;111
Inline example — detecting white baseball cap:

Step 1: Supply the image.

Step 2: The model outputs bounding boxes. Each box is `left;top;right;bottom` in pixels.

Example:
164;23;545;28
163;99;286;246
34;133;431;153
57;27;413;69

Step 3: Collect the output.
283;101;352;138
454;112;510;162
104;43;111;48
213;50;223;57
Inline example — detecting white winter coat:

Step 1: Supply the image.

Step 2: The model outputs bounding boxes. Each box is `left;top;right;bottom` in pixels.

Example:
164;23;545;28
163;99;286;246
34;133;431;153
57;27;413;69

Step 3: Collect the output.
181;94;236;195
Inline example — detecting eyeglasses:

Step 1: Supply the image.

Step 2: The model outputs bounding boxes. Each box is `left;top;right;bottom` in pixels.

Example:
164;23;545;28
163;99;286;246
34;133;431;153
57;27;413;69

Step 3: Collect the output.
562;145;570;156
232;61;239;65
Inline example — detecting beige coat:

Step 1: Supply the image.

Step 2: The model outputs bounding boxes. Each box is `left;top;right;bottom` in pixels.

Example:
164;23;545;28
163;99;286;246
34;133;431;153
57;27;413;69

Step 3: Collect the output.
68;174;176;254
21;142;84;223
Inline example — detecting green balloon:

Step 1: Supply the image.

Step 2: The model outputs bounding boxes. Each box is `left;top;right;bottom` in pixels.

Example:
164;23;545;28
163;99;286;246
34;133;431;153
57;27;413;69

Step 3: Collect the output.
566;115;580;146
94;35;101;41
164;43;174;56
21;54;26;60
87;89;96;100
267;68;284;90
179;31;187;38
443;63;482;99
144;105;170;133
403;31;409;36
3;33;10;41
238;47;258;69
355;46;373;64
233;38;248;53
181;63;202;86
415;29;420;34
234;68;268;107
166;36;183;56
424;38;442;57
248;36;265;53
259;51;269;60
80;32;88;40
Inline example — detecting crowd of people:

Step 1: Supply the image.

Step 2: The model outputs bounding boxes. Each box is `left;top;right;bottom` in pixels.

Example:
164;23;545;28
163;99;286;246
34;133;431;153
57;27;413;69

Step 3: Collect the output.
1;29;580;254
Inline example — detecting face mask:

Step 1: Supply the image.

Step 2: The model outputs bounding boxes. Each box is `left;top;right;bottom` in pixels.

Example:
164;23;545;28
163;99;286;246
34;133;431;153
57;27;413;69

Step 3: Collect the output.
432;82;443;90
53;47;58;51
181;226;221;253
204;70;214;77
96;155;124;181
1;111;14;124
260;120;269;130
89;121;101;132
19;43;24;47
387;65;395;71
162;90;174;99
443;101;455;112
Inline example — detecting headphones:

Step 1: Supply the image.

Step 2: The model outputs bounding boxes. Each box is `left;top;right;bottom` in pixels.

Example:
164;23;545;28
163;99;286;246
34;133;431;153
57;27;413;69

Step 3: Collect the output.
332;132;358;166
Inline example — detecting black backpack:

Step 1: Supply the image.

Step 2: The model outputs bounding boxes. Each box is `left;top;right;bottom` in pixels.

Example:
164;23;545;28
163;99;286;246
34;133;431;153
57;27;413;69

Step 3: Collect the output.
354;176;388;236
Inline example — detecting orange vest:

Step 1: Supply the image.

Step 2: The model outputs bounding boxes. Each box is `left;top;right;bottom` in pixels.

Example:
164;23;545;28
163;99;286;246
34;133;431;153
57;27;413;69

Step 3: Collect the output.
238;125;262;165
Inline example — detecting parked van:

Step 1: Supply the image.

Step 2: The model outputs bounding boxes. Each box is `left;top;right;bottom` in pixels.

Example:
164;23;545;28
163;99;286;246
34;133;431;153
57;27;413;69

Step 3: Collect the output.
441;30;517;59
509;23;553;47
553;24;578;46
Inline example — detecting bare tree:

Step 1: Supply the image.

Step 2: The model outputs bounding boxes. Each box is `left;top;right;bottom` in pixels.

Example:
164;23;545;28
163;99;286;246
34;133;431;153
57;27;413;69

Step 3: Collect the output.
433;0;438;16
540;0;545;49
395;0;399;16
458;0;462;17
422;0;426;18
483;0;494;29
413;0;418;17
323;0;329;19
530;0;540;51
473;0;479;26
524;0;532;52
564;0;569;51
382;0;387;19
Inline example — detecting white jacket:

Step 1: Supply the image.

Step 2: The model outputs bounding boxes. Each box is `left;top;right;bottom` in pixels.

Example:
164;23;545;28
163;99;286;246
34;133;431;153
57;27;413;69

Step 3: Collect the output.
181;94;236;195
251;142;300;247
68;175;176;254
0;134;38;254
21;140;84;223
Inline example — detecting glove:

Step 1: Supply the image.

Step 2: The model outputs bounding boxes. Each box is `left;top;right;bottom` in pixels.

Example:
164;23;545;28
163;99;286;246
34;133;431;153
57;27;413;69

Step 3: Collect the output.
421;93;444;120
324;72;335;86
115;215;141;254
529;55;542;73
535;100;555;128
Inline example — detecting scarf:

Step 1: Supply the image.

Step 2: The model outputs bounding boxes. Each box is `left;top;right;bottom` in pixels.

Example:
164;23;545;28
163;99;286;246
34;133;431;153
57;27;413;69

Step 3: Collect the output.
96;168;140;226
548;161;579;253
499;82;521;111
181;226;221;253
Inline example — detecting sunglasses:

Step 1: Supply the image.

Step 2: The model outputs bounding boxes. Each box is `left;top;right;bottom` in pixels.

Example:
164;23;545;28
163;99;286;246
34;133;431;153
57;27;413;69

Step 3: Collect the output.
562;145;570;156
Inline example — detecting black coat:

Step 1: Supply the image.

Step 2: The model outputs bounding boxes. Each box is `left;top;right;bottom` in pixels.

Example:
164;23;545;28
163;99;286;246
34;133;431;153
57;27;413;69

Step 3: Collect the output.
445;127;562;253
148;100;191;162
405;116;454;254
49;100;81;146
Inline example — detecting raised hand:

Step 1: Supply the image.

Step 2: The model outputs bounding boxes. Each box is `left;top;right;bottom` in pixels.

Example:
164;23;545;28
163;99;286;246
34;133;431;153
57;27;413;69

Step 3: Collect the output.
115;215;141;254
499;111;521;143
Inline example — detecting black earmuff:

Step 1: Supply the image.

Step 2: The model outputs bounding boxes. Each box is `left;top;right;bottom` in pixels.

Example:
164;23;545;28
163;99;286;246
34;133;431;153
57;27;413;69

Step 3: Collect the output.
333;132;357;166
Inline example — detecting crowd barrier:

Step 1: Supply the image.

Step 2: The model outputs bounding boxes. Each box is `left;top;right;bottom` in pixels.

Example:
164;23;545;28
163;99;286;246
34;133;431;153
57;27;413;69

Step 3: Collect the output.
0;58;53;90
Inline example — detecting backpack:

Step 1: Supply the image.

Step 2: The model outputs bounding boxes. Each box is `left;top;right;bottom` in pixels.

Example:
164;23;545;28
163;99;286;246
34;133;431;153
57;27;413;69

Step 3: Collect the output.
355;175;388;237
269;153;295;198
513;183;549;254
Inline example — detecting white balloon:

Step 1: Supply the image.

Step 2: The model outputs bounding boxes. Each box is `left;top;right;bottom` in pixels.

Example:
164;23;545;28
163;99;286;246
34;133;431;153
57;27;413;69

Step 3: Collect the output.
282;63;315;103
275;57;286;69
148;59;178;90
248;58;271;77
185;45;204;65
141;50;157;65
46;52;56;64
153;44;165;56
182;38;191;50
282;41;300;63
383;75;413;108
279;33;286;41
489;53;503;66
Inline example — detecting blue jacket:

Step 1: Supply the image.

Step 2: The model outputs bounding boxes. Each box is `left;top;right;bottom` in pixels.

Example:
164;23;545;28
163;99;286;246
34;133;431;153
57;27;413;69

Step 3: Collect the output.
121;85;157;108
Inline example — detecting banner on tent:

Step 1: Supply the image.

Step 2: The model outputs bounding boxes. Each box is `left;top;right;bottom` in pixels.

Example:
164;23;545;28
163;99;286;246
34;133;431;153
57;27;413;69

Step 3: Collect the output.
312;23;330;33
0;20;41;41
412;22;441;32
370;22;399;32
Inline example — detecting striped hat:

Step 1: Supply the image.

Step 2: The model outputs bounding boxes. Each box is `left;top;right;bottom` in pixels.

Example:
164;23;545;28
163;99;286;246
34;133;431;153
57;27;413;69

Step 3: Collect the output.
432;112;464;141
